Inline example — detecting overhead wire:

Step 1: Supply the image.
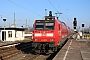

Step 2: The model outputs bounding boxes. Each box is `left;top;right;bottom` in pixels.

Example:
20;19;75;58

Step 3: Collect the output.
48;0;65;21
8;0;42;17
55;0;69;22
25;0;41;11
24;0;44;19
55;0;64;19
55;0;63;17
56;0;62;12
48;0;59;12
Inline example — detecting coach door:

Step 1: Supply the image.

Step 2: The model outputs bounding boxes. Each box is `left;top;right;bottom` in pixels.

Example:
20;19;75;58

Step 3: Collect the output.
2;31;6;41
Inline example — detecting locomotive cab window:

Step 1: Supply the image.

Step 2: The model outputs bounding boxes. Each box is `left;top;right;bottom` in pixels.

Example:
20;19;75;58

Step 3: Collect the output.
35;23;44;30
45;23;54;30
35;20;54;30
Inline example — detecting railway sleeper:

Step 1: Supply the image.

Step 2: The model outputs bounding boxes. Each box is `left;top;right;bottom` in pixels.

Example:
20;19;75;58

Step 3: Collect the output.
1;50;22;60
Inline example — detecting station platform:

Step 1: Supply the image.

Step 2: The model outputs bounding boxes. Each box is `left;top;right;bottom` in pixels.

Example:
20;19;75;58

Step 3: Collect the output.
53;39;90;60
0;41;20;47
0;40;32;48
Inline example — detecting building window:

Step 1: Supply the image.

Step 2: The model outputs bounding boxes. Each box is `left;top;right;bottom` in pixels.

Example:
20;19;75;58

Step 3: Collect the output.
8;31;12;37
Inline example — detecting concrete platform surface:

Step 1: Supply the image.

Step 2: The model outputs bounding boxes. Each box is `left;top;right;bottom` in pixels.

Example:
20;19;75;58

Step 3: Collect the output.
53;39;90;60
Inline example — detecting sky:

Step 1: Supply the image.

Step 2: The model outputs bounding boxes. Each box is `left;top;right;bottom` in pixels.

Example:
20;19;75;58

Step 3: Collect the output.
0;0;90;29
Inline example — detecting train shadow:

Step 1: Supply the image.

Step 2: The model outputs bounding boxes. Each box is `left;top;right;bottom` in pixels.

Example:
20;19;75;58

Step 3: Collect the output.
15;38;69;56
15;41;36;55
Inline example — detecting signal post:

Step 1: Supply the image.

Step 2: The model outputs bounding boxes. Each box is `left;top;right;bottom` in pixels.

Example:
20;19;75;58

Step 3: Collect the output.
73;18;77;32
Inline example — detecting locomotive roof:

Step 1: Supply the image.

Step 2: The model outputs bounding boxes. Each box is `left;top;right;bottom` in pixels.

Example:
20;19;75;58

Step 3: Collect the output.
36;20;55;23
61;22;66;25
57;20;66;25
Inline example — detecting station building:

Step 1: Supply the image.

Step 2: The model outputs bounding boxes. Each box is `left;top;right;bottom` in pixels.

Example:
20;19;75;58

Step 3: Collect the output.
0;27;26;41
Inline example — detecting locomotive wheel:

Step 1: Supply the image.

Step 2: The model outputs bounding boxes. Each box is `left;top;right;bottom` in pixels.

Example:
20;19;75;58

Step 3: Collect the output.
35;50;40;54
55;47;57;51
53;47;57;52
48;50;53;54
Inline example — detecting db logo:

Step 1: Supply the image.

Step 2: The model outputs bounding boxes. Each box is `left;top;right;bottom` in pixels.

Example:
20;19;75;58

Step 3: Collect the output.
42;31;46;36
42;33;46;36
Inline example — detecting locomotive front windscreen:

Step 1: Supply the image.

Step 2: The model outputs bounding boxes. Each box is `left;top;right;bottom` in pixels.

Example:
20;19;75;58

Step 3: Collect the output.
35;20;54;30
36;23;44;30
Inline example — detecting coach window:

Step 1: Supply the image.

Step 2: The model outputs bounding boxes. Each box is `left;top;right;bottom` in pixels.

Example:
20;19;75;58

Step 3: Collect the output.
8;31;12;37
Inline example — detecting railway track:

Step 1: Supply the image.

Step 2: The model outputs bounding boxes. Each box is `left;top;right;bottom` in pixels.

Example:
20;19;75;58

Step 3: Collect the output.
0;42;32;60
0;42;55;60
0;41;47;60
21;54;40;60
0;39;69;60
0;47;21;60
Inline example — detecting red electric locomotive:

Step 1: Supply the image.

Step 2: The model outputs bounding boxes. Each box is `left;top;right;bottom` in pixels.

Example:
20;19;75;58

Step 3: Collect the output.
32;11;70;53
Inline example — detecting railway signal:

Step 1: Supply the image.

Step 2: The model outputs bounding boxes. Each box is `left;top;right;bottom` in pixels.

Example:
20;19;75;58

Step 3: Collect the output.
82;23;84;27
73;18;77;27
82;23;85;34
73;18;77;32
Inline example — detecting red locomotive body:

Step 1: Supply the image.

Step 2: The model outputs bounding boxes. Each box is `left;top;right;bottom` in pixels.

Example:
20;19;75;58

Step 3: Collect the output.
32;11;71;53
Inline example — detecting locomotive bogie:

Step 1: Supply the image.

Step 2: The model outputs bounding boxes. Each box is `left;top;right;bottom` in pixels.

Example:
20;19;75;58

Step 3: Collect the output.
32;42;58;53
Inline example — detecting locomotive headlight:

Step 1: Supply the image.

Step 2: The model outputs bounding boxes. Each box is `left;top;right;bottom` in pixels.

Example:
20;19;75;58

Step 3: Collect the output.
46;33;54;36
34;33;42;36
50;38;54;42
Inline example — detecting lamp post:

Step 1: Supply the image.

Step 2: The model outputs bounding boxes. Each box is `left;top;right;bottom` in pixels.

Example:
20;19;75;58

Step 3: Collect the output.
66;9;69;25
45;9;47;16
26;19;27;28
0;15;2;18
89;26;90;33
3;19;6;41
0;15;2;28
